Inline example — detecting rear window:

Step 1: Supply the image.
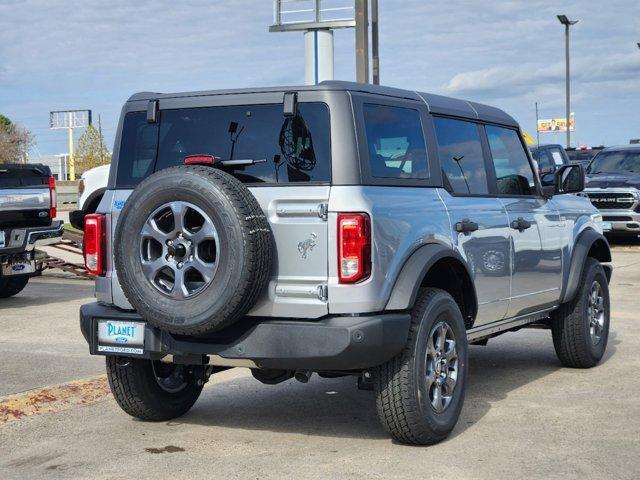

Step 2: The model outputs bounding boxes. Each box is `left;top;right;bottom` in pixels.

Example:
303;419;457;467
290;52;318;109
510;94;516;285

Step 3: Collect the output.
116;103;331;187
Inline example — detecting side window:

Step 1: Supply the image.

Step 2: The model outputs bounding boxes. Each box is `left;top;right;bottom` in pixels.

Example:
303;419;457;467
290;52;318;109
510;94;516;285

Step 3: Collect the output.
433;117;488;194
363;104;429;179
535;149;555;173
549;148;566;167
486;126;537;196
116;111;159;187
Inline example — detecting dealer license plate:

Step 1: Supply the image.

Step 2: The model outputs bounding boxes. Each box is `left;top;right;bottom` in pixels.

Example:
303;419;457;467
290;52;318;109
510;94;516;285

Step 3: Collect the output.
97;320;145;355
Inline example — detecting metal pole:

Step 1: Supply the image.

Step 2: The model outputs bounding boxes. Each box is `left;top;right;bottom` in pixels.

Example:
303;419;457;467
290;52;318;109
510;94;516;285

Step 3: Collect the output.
371;0;379;84
535;102;540;146
68;126;75;181
564;23;571;149
355;0;369;83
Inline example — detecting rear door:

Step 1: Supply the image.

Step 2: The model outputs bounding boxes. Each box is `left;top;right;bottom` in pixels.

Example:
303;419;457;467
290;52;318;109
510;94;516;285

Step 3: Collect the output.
109;93;332;317
433;117;511;326
484;125;563;317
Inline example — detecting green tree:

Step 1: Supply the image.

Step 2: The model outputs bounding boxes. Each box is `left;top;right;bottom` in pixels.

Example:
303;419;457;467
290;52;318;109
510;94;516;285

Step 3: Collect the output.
74;125;111;173
0;114;34;164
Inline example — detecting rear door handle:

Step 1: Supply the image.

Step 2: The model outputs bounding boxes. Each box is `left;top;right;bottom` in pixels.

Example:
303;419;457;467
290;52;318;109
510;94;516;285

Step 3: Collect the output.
510;217;532;232
455;218;479;234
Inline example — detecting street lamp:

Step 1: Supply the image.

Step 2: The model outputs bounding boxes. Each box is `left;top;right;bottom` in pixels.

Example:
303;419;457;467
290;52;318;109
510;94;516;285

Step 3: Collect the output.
557;14;578;148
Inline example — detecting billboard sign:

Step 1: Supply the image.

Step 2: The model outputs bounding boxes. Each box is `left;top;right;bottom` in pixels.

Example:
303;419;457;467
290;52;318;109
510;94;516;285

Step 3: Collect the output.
49;110;92;129
537;114;575;133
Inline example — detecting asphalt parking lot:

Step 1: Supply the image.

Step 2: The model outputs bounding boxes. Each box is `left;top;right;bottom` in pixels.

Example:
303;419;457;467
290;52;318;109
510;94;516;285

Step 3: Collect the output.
1;245;639;480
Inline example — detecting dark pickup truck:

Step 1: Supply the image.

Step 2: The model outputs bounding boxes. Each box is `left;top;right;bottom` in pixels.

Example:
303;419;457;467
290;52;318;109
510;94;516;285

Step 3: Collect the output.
0;164;63;297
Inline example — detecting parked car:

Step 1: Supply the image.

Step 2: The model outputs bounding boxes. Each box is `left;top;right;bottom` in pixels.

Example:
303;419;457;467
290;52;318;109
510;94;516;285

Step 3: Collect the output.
79;81;612;445
530;144;570;186
0;163;63;297
69;164;109;230
582;144;640;237
566;146;605;166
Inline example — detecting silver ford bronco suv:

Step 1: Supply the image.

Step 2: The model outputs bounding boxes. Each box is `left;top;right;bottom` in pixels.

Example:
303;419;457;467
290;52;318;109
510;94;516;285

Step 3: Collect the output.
80;81;612;445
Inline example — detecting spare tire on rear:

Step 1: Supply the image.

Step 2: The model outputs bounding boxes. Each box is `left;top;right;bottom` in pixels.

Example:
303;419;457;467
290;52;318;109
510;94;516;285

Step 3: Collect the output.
114;165;273;335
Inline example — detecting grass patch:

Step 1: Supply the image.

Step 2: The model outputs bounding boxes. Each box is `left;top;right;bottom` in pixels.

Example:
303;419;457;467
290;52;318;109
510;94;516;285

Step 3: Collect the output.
64;223;83;235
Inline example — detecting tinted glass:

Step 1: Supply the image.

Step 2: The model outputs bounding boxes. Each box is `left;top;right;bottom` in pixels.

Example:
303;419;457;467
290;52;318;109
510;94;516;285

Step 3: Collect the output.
433;117;488;194
116;103;331;187
531;148;554;172
486;126;537;196
363;104;428;179
116;111;159;187
587;150;640;174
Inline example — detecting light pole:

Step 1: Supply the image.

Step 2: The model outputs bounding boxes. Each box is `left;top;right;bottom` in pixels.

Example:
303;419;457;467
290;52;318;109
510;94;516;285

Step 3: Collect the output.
557;14;578;149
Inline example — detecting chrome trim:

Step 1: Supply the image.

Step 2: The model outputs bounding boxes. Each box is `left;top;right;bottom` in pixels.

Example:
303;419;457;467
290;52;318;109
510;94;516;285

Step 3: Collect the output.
0;188;49;211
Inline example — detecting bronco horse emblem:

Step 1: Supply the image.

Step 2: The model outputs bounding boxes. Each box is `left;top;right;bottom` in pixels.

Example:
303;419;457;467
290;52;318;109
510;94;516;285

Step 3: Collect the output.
297;233;317;259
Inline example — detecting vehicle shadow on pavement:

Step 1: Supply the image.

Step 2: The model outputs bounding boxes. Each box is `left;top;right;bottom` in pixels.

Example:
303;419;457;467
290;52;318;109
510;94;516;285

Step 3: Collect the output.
452;329;619;441
0;278;93;309
176;329;618;442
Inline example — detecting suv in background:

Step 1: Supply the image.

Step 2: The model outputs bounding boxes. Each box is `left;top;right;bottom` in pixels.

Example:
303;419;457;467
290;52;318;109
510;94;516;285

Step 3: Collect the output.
583;144;640;237
530;144;570;186
79;81;612;445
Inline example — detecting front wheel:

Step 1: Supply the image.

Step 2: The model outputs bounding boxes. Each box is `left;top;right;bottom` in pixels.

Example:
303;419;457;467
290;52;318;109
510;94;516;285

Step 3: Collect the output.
106;357;204;421
374;288;468;445
551;258;610;368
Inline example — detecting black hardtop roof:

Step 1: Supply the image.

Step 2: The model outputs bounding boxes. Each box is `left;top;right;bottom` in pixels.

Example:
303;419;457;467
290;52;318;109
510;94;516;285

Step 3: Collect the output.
128;80;518;127
531;144;564;150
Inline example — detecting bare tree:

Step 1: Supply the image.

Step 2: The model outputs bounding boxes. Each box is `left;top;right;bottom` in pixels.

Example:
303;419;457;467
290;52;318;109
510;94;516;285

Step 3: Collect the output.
0;114;34;164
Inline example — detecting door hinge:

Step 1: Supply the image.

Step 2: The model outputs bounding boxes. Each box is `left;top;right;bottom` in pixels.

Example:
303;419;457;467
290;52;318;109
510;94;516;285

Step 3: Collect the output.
317;284;328;301
317;203;328;221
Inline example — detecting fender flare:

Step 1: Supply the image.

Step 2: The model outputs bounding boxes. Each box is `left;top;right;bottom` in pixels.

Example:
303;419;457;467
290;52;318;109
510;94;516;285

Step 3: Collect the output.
560;228;612;304
83;188;106;214
385;243;477;317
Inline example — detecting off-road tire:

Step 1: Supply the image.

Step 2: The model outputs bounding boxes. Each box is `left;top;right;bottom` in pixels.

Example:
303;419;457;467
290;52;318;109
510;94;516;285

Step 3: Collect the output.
551;258;610;368
374;288;468;445
0;276;29;298
114;165;273;335
106;357;203;421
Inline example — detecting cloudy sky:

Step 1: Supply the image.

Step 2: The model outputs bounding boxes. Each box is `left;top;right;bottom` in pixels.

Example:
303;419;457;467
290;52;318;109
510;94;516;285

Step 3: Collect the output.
1;0;638;156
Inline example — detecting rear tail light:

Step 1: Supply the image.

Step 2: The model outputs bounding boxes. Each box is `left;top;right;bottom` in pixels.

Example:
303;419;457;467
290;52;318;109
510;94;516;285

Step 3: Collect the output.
84;214;105;276
338;213;371;284
48;176;57;219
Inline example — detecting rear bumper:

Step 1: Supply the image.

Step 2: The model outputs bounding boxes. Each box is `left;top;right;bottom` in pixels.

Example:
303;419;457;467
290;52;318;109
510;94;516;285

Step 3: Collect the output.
80;302;411;371
0;220;63;254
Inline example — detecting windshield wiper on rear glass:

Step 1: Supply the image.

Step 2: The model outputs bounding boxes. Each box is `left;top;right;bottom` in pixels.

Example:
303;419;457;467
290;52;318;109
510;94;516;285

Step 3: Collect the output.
219;158;267;167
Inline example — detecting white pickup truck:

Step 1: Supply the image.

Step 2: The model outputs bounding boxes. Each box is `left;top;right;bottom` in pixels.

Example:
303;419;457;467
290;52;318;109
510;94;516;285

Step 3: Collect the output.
0;163;63;297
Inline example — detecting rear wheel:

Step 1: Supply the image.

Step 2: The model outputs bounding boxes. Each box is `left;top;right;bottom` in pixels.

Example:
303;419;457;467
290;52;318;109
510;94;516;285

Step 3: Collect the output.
374;288;468;445
0;276;29;298
106;357;204;421
551;258;610;368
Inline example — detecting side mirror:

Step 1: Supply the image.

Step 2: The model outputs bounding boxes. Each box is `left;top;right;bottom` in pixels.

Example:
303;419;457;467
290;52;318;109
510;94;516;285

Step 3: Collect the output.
554;164;585;195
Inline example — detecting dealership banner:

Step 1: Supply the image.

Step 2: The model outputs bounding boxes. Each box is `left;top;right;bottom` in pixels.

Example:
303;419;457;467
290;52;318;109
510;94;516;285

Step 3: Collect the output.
537;114;575;133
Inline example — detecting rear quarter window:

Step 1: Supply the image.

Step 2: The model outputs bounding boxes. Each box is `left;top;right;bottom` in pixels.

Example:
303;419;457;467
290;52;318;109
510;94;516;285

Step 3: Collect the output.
362;104;429;179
